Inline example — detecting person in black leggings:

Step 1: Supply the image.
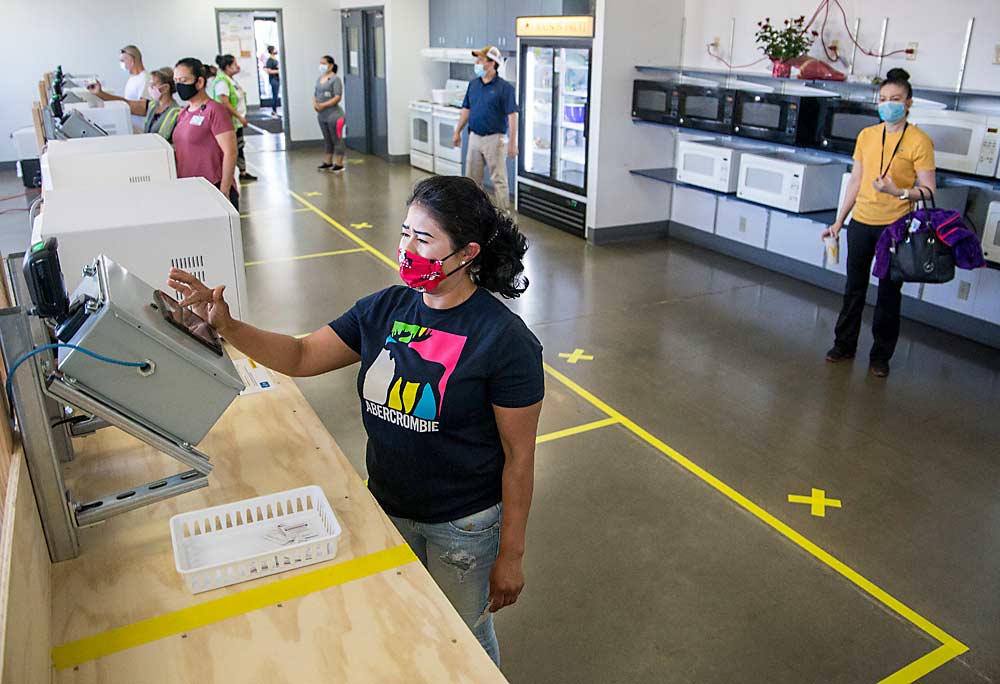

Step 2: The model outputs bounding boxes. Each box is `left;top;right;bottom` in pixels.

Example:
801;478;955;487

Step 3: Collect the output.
822;68;937;378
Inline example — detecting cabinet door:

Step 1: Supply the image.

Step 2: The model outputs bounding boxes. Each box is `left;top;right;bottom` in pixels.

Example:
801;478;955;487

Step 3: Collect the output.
487;0;507;48
429;0;449;47
503;0;539;49
540;0;564;15
468;0;489;48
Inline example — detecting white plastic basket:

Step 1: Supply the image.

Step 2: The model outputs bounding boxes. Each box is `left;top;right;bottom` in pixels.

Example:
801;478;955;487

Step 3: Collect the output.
170;485;342;594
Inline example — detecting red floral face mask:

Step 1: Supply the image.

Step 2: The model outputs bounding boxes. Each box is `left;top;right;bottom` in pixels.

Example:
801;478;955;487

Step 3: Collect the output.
397;247;469;292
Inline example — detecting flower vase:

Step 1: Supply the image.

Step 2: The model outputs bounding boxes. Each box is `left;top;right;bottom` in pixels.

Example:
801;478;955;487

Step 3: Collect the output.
771;59;791;78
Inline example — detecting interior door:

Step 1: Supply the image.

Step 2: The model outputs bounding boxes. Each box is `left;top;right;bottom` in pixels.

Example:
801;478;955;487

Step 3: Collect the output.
366;9;389;158
341;10;369;154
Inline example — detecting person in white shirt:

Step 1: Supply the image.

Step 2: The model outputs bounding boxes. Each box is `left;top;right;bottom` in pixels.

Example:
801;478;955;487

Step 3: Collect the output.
87;45;150;132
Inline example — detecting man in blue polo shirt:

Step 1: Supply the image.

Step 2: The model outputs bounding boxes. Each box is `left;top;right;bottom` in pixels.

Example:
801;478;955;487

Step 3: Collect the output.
452;45;519;212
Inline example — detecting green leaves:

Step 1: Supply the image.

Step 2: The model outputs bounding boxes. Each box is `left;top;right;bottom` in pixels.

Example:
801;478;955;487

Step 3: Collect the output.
754;15;815;61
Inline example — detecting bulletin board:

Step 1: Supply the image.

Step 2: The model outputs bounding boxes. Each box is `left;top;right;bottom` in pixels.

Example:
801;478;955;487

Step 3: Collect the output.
216;10;262;107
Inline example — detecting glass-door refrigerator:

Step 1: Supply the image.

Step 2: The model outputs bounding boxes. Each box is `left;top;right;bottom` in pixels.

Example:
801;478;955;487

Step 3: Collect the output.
516;38;592;237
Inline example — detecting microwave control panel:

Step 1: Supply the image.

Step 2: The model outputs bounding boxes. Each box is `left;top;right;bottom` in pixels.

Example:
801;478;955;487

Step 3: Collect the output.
977;126;1000;177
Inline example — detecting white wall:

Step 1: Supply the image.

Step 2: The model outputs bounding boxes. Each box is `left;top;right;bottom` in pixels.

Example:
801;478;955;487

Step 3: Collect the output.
681;0;1000;92
2;0;341;162
339;0;446;156
587;0;681;234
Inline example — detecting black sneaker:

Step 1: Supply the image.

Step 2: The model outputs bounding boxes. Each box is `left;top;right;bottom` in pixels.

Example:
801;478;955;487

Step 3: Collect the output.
825;347;855;363
331;164;345;173
239;172;258;181
869;361;890;378
318;162;333;171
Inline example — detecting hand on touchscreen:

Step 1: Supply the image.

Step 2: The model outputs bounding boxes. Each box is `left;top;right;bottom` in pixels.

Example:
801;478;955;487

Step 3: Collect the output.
166;269;235;336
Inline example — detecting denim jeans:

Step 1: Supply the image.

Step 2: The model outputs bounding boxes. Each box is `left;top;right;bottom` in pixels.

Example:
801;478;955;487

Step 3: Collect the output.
389;503;502;665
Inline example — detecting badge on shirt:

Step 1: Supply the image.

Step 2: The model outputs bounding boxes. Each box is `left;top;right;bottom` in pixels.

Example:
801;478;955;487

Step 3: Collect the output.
190;115;205;126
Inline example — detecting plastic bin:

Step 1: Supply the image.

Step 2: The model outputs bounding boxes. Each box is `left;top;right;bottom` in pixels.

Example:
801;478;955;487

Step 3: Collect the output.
170;485;342;593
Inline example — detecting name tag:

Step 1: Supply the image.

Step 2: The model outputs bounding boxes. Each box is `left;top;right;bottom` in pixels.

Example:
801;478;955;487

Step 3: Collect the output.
190;115;205;126
908;218;921;233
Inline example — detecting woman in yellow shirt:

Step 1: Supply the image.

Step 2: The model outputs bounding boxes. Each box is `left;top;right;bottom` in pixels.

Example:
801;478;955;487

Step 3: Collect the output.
821;69;936;378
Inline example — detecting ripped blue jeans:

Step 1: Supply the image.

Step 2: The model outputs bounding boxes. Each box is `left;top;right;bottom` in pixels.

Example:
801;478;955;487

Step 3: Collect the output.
389;503;502;665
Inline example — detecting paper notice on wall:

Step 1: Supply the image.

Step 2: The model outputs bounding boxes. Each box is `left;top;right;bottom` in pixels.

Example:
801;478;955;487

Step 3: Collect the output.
234;358;275;395
221;40;241;57
350;51;360;70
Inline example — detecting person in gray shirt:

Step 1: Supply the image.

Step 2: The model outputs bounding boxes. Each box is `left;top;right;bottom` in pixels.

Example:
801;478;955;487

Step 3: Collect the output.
315;55;346;172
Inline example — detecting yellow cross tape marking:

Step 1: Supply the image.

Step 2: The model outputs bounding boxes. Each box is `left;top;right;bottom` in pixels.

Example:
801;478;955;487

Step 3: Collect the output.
50;544;418;671
350;222;373;230
289;191;398;270
557;348;594;364
788;488;842;518
272;167;968;683
245;247;366;267
536;417;619;444
541;363;968;682
304;191;322;197
239;207;311;219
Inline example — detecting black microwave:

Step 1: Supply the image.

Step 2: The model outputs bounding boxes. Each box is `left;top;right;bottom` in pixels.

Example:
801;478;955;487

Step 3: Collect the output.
733;92;823;146
632;81;735;134
814;99;881;155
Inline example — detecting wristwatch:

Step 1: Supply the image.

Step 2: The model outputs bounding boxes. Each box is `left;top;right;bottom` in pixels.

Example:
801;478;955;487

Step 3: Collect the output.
898;190;909;200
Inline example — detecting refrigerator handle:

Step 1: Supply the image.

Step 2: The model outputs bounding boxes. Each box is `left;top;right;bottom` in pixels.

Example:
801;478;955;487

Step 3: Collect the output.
583;102;589;142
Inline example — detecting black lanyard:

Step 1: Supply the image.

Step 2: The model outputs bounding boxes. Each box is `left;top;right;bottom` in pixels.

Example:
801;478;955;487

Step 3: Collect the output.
879;122;908;178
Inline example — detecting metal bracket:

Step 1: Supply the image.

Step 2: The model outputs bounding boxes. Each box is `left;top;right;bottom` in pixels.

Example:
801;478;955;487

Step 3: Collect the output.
75;470;208;527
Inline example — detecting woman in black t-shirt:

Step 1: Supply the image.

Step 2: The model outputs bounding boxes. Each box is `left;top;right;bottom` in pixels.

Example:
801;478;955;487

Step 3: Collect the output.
264;45;280;115
169;176;543;666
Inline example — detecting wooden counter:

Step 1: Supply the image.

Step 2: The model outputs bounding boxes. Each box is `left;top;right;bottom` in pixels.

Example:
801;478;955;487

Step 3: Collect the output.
26;368;506;683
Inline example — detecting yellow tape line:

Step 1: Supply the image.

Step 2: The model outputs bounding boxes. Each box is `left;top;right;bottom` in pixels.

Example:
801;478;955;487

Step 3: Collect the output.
270;171;967;682
51;544;418;670
245;247;366;267
536;417;619;444
541;363;968;681
289;191;398;270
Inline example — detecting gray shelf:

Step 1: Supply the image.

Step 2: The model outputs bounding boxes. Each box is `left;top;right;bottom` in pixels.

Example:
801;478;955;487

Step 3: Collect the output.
633;65;1000;100
630;167;839;224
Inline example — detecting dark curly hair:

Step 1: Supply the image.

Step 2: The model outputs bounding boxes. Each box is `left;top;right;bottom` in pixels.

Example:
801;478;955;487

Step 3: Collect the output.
408;176;529;299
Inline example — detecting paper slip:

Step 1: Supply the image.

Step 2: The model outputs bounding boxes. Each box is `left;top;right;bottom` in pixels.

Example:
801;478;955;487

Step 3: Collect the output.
234;358;275;395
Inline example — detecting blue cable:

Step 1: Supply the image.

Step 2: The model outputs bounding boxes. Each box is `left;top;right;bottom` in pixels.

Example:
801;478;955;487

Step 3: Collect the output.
5;343;148;416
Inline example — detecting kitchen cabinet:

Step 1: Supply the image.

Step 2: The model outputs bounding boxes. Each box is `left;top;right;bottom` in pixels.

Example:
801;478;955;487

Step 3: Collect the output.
429;0;451;47
431;0;589;50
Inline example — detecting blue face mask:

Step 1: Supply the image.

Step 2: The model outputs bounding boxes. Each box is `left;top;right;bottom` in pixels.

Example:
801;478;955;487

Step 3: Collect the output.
878;101;906;124
473;64;486;78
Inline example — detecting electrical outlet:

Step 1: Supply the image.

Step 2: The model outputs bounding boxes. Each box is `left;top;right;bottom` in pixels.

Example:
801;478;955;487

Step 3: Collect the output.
907;42;918;61
710;37;721;50
994;43;1000;65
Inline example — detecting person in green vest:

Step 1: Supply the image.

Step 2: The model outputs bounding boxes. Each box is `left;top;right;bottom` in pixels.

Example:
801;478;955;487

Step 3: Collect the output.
142;68;181;143
212;55;256;182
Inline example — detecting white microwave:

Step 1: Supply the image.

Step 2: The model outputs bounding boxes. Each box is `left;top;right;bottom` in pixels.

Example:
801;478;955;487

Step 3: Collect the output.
984;201;1000;265
737;151;847;213
676;139;773;193
908;109;1000;177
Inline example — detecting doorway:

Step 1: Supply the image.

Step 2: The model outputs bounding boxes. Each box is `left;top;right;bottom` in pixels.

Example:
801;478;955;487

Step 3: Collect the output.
216;9;289;143
341;7;387;158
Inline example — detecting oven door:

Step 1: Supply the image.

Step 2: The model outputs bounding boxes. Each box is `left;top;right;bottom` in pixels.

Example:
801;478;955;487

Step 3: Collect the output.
738;158;796;211
409;107;434;155
433;111;462;163
909;112;989;175
677;89;734;134
734;93;792;143
983;203;1000;264
631;80;672;124
817;102;880;155
676;144;728;192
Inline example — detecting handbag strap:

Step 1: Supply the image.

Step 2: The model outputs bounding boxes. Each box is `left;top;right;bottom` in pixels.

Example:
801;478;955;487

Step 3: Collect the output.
914;187;935;228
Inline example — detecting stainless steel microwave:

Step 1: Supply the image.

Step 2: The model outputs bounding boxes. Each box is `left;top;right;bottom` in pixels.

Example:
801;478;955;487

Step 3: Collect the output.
632;81;735;134
733;92;823;146
814;99;881;155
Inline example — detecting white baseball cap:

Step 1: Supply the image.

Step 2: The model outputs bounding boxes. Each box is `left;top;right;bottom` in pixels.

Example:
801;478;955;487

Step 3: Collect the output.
472;45;504;65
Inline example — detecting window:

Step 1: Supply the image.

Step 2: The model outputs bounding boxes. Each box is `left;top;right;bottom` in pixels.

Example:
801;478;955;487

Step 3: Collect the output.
347;27;360;76
374;26;385;79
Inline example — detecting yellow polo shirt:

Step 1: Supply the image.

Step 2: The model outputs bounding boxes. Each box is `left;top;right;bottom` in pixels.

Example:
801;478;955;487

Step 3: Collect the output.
852;122;935;226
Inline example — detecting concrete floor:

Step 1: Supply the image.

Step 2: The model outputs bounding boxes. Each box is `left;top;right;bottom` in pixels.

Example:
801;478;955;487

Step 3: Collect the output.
3;135;999;683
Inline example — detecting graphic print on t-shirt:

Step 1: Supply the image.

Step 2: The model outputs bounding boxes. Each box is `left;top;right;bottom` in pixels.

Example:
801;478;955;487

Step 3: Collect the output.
362;321;467;433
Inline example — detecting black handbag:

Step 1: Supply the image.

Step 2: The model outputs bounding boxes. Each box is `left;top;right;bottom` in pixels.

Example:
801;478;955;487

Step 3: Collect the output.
889;188;955;284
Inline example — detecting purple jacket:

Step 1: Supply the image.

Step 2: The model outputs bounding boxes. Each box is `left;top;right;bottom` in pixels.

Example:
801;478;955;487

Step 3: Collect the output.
873;208;986;279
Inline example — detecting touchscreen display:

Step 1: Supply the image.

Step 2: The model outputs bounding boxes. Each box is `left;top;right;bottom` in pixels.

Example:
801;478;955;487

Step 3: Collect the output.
154;290;223;356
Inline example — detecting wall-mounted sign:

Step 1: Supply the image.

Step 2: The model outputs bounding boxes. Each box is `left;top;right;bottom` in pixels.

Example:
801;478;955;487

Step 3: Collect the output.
516;15;595;38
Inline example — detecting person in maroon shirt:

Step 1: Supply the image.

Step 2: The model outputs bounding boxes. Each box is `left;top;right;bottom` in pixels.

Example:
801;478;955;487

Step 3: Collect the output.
171;58;239;208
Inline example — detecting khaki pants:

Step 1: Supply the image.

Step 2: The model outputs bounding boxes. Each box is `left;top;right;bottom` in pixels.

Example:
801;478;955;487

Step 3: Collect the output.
466;132;510;212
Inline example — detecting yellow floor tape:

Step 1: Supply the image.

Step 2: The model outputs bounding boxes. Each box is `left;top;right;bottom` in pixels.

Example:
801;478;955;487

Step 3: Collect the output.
271;174;970;683
51;544;418;670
